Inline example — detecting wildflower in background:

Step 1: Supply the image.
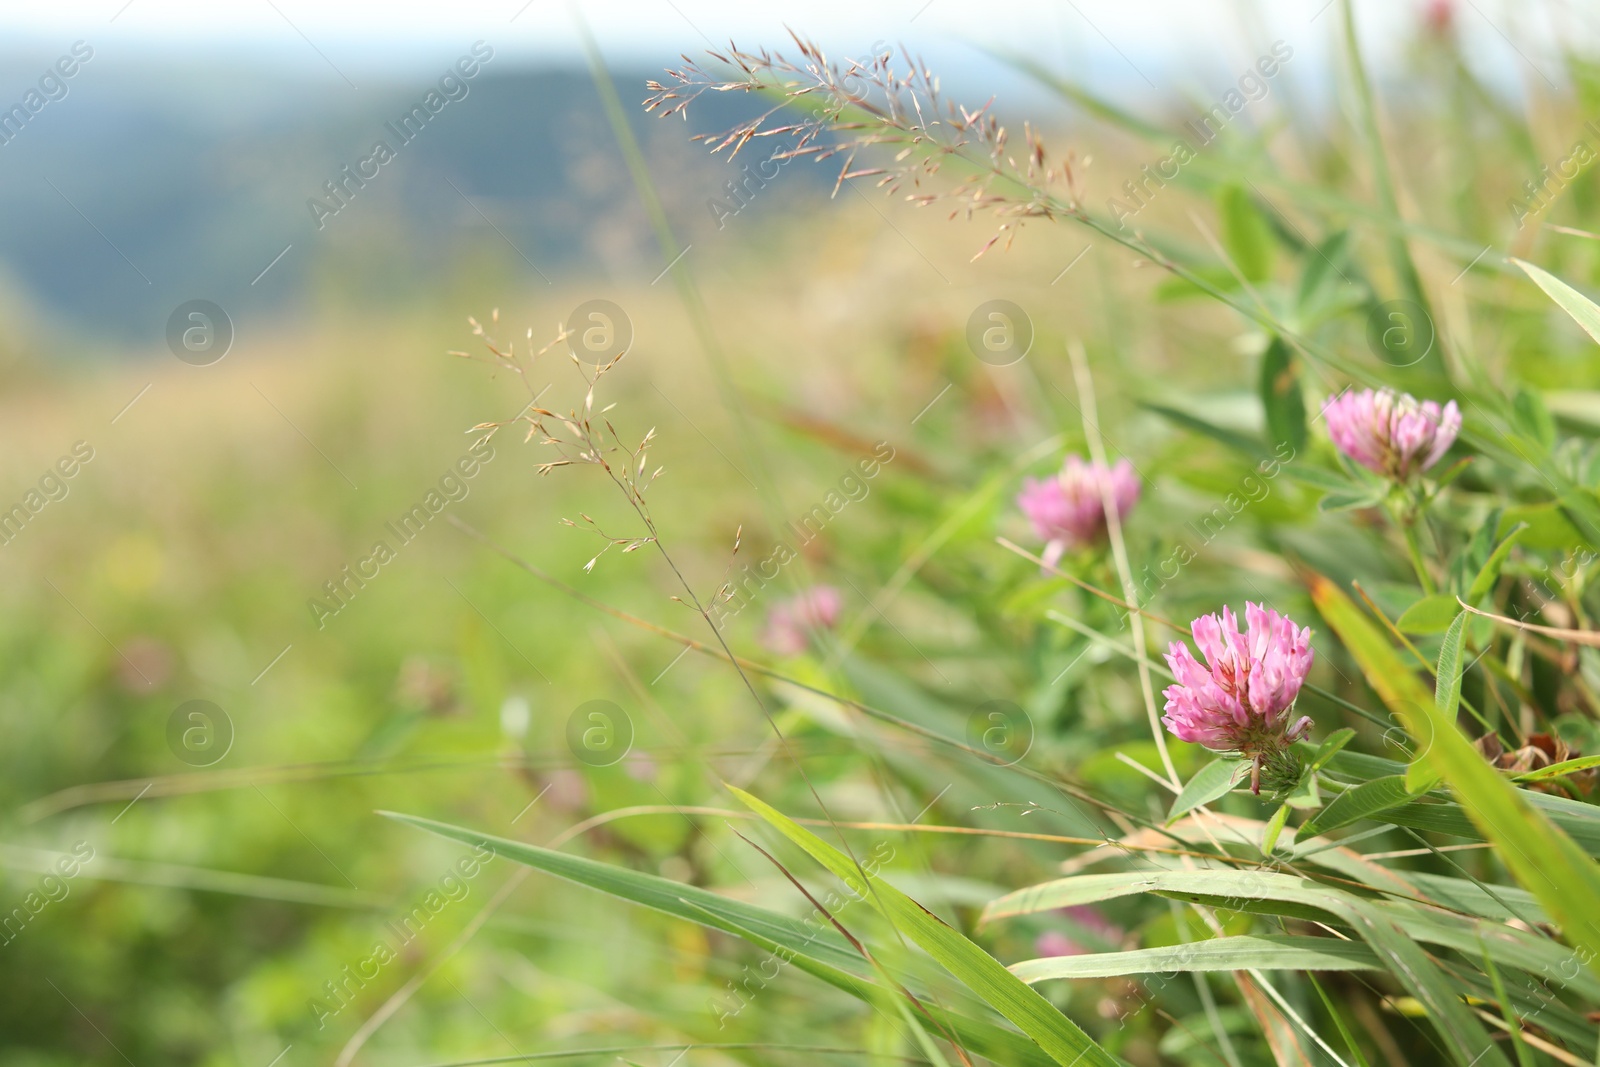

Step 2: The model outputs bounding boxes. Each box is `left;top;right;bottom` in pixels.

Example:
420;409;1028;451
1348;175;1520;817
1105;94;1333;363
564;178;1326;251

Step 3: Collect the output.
1016;455;1140;569
1033;906;1123;958
624;752;658;783
1162;603;1314;795
1034;931;1081;958
1423;0;1453;36
760;585;842;655
1322;387;1461;482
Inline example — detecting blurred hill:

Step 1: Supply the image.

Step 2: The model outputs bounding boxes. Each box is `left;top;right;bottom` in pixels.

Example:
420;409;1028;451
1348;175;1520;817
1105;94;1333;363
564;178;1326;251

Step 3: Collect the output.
0;60;836;352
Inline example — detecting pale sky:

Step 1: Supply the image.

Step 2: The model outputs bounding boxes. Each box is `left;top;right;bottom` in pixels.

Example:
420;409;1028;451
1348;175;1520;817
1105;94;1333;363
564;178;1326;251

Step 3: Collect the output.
0;0;1583;111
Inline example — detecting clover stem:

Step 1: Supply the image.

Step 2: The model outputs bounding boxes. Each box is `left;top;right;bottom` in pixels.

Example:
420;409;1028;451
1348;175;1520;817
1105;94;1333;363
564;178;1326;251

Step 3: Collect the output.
1401;518;1437;595
1391;485;1437;595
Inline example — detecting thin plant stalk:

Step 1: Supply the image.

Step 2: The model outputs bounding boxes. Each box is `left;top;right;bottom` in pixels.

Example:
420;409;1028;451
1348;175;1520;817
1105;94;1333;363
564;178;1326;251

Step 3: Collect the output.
1067;341;1179;788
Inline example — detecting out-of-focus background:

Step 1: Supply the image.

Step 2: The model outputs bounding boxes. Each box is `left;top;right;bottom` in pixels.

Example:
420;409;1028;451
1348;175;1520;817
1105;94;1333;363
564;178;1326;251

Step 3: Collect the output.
1;1;1595;1064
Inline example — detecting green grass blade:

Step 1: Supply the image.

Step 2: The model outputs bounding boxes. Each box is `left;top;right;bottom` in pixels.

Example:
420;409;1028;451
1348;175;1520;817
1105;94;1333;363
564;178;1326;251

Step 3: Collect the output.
1480;946;1536;1067
1340;905;1507;1067
1220;184;1275;283
1396;594;1463;634
984;872;1178;920
1515;258;1600;347
986;868;1599;1002
1465;524;1527;605
985;870;1337;925
996;52;1496;266
1299;776;1413;837
726;786;1120;1067
380;811;867;973
1259;336;1307;454
1411;610;1468;792
380;812;1065;1067
1339;0;1432;317
1139;401;1270;460
1405;873;1548;925
1010;936;1379;983
1010;873;1543;1064
1168;758;1242;824
1308;974;1372;1067
1261;802;1292;856
1433;612;1465;722
1309;574;1600;979
1515;754;1600;783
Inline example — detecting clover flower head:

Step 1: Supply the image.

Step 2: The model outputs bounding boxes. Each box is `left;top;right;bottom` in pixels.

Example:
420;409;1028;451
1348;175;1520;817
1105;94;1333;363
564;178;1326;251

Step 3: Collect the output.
1322;387;1461;481
1162;603;1315;793
760;585;842;656
1016;455;1140;569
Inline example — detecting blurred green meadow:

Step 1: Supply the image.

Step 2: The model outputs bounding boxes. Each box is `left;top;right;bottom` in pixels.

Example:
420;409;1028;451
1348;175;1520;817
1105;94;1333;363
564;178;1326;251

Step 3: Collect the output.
10;3;1600;1066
